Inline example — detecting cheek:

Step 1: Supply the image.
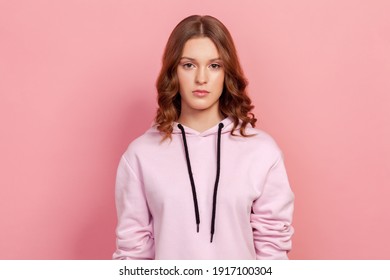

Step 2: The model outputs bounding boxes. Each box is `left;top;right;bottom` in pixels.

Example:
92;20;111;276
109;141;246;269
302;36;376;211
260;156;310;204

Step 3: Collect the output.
177;72;192;90
215;72;225;89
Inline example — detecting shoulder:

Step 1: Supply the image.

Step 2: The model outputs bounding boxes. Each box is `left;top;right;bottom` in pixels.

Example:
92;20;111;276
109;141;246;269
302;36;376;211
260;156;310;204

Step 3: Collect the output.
237;126;284;162
122;126;164;161
239;124;280;147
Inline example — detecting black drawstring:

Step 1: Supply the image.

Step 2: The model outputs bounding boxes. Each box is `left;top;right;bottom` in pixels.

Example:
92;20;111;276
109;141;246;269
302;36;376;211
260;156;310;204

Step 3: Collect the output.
210;122;224;242
177;124;200;233
177;122;224;243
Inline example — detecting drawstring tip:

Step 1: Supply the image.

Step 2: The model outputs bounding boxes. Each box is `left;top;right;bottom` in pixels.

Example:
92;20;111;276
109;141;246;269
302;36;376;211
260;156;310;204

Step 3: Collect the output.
197;224;199;233
210;234;214;243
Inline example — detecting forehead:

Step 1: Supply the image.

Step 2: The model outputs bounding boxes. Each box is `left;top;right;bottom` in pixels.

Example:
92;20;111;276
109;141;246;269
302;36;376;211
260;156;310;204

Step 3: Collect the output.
181;37;220;59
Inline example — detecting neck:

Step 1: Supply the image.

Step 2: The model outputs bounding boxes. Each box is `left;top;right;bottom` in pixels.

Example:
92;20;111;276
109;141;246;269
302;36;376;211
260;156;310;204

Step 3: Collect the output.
178;110;224;133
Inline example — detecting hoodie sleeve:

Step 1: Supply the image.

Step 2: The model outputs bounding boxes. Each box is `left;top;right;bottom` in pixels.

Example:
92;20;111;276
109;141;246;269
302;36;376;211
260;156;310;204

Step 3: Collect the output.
250;152;294;260
113;155;155;260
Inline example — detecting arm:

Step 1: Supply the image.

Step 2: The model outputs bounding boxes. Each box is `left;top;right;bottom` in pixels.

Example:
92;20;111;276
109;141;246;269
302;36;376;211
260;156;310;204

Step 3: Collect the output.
113;155;155;260
251;152;294;260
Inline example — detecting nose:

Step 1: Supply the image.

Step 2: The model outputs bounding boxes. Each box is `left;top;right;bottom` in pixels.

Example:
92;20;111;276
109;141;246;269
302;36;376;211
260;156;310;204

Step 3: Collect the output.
195;67;208;84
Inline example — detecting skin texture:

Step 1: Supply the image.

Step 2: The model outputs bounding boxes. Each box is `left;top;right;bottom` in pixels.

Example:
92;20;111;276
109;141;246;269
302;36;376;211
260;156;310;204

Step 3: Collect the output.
177;37;225;132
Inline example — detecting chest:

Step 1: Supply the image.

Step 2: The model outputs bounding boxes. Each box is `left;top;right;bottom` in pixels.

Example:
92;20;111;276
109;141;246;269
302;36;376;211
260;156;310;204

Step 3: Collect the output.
138;135;269;215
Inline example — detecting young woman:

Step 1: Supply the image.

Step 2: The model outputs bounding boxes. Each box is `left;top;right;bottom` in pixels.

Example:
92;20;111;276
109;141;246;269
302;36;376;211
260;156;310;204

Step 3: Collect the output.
113;15;294;260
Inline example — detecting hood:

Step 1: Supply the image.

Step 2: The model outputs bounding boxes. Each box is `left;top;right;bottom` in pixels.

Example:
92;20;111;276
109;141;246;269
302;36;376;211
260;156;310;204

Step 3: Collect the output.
171;117;236;137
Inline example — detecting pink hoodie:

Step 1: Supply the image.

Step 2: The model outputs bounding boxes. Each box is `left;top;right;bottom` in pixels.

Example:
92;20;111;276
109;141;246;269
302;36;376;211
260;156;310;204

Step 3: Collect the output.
113;117;294;260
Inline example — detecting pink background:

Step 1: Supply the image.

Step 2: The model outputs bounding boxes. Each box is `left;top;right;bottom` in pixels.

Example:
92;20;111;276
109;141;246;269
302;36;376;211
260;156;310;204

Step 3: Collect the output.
1;0;389;259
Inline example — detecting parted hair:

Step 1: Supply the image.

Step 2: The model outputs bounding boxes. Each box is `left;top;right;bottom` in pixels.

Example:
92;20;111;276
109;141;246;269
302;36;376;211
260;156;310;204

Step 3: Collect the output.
155;15;257;140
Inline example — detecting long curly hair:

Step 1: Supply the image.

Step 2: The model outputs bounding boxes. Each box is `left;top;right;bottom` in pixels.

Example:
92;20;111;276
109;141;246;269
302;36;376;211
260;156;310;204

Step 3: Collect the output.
155;15;257;140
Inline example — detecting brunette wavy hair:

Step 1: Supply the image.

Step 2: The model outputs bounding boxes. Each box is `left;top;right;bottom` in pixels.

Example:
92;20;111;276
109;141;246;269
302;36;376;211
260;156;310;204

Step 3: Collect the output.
155;15;257;140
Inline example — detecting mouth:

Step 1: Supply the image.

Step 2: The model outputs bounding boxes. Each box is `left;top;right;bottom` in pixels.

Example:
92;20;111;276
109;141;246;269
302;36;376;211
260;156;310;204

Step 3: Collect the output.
193;90;210;97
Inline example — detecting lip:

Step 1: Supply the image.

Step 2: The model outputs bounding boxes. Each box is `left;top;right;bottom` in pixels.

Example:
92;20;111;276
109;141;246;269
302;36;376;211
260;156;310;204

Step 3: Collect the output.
193;90;210;97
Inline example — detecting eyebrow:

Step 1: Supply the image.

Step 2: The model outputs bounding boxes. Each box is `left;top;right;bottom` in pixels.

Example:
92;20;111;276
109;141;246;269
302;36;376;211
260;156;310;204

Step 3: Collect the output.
180;56;222;62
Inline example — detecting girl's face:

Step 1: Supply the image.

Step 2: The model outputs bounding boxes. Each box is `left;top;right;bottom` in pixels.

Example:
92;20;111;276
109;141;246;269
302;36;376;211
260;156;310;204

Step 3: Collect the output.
177;37;225;118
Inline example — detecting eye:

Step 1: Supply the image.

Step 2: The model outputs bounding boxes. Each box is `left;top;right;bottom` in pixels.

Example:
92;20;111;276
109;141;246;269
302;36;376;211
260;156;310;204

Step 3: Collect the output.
209;63;221;69
182;63;195;69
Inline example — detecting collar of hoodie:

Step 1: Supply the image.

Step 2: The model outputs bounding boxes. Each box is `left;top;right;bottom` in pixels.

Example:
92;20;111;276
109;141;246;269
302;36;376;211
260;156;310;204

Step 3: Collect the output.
172;117;235;137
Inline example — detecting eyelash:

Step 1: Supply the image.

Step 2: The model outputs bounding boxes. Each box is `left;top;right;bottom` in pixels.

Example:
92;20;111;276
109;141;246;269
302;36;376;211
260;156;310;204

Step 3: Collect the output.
182;63;195;69
181;63;222;70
